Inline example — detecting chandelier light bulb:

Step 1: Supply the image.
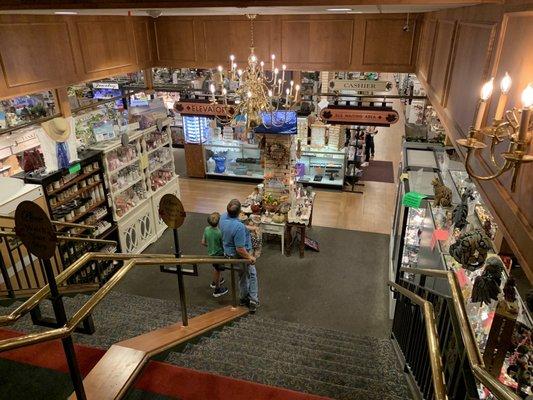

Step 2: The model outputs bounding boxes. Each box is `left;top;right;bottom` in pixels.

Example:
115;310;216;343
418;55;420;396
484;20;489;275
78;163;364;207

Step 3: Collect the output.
278;78;282;84
282;65;286;71
290;80;294;86
295;84;300;91
237;69;243;77
232;63;237;70
271;54;275;60
500;72;512;94
522;84;533;108
274;68;279;75
260;61;264;67
217;65;223;72
247;91;252;98
222;88;227;95
285;88;290;94
480;78;494;101
251;54;257;62
210;84;215;93
268;89;273;97
230;54;235;61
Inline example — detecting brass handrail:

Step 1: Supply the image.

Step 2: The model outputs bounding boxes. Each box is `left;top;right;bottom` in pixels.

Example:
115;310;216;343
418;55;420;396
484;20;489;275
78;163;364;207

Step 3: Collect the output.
0;215;97;230
0;230;116;245
400;267;520;400
389;281;447;400
0;253;249;351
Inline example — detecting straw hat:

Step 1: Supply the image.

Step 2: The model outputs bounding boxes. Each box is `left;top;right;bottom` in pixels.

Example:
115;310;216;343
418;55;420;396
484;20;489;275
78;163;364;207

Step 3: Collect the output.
41;117;71;142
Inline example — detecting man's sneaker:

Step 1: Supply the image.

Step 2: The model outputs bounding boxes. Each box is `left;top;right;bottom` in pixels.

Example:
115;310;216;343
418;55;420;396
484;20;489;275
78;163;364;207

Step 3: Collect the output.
249;301;260;314
213;286;229;298
239;298;250;307
210;277;225;289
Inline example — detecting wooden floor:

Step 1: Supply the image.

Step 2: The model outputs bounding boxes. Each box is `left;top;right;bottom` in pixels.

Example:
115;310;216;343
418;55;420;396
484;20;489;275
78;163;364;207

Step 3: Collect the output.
179;74;405;236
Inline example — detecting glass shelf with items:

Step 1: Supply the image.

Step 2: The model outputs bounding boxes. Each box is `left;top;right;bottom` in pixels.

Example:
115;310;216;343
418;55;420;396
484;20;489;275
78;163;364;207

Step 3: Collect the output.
203;140;262;180
400;207;427;271
295;147;346;188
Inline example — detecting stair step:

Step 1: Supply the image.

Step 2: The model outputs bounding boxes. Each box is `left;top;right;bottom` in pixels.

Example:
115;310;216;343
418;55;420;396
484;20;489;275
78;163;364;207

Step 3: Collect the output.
166;352;410;400
187;335;408;384
184;343;411;398
215;326;398;364
232;318;389;351
238;316;379;343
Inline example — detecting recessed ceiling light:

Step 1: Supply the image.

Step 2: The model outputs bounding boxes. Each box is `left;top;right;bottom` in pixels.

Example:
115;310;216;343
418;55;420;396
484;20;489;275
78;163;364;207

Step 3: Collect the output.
326;8;352;12
54;11;78;15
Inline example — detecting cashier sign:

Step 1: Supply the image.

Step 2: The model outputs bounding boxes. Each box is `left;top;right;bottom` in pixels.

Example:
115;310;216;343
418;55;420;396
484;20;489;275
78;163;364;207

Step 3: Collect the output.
159;194;186;229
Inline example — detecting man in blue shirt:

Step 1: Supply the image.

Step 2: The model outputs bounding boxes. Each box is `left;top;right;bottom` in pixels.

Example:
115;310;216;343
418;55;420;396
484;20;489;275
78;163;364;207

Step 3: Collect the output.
219;199;259;313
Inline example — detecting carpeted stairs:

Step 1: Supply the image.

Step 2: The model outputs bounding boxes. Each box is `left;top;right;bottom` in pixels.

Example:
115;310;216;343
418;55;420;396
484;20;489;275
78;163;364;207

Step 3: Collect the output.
165;316;413;400
3;292;413;400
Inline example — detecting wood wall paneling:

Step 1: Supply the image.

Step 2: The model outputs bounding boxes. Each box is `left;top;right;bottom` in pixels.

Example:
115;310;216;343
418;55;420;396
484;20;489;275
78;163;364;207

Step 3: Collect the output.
133;19;153;67
417;18;437;81
75;18;135;76
280;17;354;69
154;17;197;66
360;17;418;69
445;22;497;136
201;18;273;66
0;18;77;93
428;20;456;104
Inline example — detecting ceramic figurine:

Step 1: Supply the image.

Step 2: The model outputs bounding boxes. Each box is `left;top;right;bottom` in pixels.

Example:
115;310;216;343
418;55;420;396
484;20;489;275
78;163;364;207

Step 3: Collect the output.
471;256;504;305
503;277;518;303
452;188;474;230
449;229;492;270
431;178;452;207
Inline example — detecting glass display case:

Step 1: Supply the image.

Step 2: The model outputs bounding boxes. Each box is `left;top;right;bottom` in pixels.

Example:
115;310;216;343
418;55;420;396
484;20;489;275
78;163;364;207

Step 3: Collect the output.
203;140;262;180
295;147;346;188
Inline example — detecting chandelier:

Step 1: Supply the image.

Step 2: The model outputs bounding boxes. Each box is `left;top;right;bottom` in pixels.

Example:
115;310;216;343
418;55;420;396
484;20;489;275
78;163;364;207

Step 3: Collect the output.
457;74;532;192
208;14;300;131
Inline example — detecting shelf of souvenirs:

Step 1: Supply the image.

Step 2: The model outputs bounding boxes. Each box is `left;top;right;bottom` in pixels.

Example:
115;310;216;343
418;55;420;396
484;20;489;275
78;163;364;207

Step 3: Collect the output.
45;162;101;197
114;189;150;221
147;148;173;174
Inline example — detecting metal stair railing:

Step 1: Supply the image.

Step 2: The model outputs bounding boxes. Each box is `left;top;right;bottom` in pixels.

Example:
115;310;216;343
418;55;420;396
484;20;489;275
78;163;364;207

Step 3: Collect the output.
0;224;117;299
0;252;250;400
392;267;520;400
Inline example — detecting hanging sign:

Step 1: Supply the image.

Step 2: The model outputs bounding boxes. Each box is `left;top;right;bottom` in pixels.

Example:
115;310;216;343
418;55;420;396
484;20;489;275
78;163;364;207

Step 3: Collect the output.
174;101;236;118
92;82;120;90
320;106;400;126
15;201;57;260
402;192;427;208
328;79;393;92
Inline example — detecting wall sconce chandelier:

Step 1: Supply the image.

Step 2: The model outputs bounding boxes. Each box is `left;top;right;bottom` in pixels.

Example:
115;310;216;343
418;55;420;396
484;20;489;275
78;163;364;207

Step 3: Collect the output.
208;14;300;131
457;74;533;192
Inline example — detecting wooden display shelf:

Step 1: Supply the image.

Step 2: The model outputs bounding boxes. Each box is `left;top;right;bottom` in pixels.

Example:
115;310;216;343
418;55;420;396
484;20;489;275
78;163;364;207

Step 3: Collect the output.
47;168;100;196
52;181;102;209
58;199;106;228
146;140;170;155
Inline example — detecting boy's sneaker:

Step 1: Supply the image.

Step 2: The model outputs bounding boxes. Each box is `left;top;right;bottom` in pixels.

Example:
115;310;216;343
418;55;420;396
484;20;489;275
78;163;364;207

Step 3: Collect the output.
213;286;229;298
248;301;260;314
239;297;250;307
210;277;225;289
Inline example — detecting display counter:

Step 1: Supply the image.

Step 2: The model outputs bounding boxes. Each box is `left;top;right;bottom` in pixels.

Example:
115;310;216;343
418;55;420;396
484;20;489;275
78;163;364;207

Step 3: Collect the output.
203;140;262;181
295;147;346;189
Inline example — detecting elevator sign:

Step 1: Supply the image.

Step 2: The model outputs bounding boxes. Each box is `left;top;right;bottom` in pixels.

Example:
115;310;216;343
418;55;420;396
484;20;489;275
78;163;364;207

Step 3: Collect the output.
320;106;399;127
174;101;236;118
329;79;393;92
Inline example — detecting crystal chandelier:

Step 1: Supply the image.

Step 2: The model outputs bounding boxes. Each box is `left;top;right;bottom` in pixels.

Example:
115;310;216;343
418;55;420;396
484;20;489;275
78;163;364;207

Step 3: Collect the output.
208;14;300;131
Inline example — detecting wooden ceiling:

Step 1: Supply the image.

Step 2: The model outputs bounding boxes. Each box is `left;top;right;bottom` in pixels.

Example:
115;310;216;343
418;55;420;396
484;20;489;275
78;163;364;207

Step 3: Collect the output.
0;0;499;11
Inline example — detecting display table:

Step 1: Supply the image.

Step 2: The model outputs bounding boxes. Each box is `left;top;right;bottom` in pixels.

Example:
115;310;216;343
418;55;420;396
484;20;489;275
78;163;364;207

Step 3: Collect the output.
260;221;285;255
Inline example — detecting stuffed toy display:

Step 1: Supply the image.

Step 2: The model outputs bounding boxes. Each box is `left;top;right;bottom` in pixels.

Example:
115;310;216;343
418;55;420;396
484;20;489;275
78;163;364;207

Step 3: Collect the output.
471;256;504;305
449;229;492;270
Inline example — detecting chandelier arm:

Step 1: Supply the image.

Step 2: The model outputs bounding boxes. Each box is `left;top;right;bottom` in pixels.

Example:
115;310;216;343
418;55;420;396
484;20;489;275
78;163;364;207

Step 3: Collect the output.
489;136;507;170
464;148;513;181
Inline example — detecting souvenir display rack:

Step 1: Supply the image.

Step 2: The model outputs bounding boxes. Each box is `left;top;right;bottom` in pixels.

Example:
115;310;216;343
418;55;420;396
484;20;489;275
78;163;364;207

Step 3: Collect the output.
89;118;179;253
16;149;118;243
203;140;262;181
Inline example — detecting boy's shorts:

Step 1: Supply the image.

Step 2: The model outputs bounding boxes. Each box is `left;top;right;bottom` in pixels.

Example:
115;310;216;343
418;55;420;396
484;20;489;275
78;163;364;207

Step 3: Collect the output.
212;263;225;271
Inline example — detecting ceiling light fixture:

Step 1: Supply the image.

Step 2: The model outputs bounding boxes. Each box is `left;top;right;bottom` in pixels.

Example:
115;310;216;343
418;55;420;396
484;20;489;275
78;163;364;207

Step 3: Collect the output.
326;8;352;12
54;11;78;15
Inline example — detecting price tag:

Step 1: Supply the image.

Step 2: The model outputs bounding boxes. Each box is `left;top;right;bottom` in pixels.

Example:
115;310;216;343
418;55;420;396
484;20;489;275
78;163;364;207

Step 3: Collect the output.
68;163;81;174
402;191;427;208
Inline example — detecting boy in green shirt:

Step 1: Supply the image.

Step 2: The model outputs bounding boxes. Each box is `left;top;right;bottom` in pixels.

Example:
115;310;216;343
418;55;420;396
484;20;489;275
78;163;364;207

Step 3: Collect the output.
201;212;228;298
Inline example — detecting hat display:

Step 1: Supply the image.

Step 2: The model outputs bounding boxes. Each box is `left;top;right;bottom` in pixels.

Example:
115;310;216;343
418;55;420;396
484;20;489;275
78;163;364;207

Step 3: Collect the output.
41;117;71;143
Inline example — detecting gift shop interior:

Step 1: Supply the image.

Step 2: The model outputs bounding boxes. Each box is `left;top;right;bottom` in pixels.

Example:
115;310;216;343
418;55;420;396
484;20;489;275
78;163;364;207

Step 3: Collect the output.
0;2;532;400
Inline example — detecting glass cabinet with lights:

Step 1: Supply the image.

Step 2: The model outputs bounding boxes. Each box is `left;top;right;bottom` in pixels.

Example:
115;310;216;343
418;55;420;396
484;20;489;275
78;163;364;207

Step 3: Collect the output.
203;140;262;180
295;147;346;188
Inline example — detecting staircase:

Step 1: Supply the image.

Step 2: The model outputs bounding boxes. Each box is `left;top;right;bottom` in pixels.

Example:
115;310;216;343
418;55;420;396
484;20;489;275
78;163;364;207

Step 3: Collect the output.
165;316;413;400
3;292;413;400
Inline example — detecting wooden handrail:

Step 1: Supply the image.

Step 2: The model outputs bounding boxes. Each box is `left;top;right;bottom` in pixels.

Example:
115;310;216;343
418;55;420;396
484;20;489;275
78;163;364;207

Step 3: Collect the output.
400;267;520;400
0;253;249;351
389;281;447;400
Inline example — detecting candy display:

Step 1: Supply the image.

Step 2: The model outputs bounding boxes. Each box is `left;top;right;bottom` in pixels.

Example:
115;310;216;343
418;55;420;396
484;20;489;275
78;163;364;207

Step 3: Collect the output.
150;168;174;192
106;145;138;171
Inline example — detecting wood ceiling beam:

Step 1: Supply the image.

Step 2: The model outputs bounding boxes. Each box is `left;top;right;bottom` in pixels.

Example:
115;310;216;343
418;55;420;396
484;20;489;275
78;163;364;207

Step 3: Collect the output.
0;0;503;11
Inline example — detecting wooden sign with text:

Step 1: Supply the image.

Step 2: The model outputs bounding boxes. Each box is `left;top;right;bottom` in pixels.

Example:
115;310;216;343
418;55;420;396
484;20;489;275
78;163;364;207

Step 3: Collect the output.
15;201;57;260
174;101;236;118
320;106;400;126
328;79;393;92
